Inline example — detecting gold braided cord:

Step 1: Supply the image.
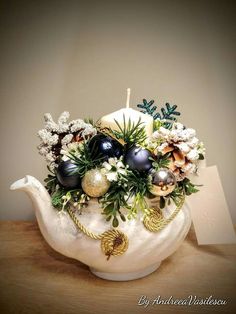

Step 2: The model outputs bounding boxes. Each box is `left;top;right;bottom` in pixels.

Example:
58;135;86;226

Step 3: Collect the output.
68;198;184;241
67;208;103;240
143;200;184;233
67;208;129;259
101;229;129;260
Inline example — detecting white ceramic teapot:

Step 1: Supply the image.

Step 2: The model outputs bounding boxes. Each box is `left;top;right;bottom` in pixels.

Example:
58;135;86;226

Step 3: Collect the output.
10;175;191;281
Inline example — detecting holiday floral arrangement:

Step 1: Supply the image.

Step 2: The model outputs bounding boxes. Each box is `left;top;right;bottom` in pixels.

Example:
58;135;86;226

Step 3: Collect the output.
37;96;205;234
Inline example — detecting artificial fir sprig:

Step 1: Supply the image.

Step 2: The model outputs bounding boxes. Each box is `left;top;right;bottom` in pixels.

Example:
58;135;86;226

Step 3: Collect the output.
100;167;152;226
68;142;105;177
125;169;151;197
51;189;67;209
109;115;147;149
159;103;181;128
137;99;181;129
150;153;171;171
137;99;158;118
44;171;57;195
100;184;128;227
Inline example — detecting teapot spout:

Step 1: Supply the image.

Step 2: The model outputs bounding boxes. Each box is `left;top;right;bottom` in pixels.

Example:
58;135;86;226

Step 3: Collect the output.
10;175;82;259
10;175;57;224
11;174;51;203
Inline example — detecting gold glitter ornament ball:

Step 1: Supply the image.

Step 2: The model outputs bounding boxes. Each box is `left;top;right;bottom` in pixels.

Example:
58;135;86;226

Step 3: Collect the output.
150;168;176;197
82;169;110;197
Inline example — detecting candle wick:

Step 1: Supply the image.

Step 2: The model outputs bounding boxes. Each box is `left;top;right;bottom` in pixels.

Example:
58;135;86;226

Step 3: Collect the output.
126;88;131;109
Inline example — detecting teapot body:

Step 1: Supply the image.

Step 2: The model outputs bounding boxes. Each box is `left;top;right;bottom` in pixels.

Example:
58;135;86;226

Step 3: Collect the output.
37;198;191;281
10;176;192;281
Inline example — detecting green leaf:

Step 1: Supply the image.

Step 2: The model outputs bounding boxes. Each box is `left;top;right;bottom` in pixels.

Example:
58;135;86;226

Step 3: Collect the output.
106;215;112;222
102;203;114;215
198;153;205;160
120;213;126;222
160;197;166;209
181;178;199;195
44;172;58;195
112;216;119;228
51;189;65;208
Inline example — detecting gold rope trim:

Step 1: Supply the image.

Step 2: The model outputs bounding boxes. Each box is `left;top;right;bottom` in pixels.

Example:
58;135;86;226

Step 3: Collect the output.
68;197;184;256
143;199;184;232
67;208;129;259
67;208;103;240
101;229;129;260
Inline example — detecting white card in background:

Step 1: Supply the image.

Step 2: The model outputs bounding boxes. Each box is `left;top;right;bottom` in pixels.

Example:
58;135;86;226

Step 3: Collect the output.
187;165;236;245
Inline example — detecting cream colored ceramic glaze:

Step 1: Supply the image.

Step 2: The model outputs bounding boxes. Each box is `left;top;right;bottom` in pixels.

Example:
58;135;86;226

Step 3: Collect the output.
10;175;192;281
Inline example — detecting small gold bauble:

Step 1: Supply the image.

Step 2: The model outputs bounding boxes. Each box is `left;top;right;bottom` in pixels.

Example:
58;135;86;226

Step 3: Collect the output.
82;169;110;197
150;168;176;197
101;229;129;260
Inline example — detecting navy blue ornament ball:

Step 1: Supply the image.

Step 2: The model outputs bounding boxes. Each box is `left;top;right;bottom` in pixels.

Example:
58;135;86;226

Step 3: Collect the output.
88;134;123;160
56;161;81;189
124;146;153;172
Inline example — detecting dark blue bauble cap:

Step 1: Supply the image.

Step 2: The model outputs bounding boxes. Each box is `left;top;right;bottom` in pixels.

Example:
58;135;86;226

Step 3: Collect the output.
56;161;81;189
124;146;153;172
88;134;123;160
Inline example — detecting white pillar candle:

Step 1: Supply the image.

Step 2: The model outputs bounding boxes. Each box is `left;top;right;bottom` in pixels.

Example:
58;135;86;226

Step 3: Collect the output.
100;88;153;137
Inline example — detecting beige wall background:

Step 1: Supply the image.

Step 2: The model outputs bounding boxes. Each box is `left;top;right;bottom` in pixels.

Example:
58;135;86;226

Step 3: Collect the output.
0;0;235;221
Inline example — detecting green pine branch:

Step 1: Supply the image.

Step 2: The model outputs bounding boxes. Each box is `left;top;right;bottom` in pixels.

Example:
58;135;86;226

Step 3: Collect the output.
150;153;171;171
68;142;105;177
137;99;181;129
161;103;180;128
100;169;151;227
100;185;128;227
137;99;157;116
109;115;147;148
44;166;58;195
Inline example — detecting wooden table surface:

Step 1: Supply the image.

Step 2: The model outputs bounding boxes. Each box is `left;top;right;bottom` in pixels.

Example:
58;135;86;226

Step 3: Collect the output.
0;221;235;314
